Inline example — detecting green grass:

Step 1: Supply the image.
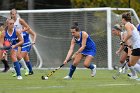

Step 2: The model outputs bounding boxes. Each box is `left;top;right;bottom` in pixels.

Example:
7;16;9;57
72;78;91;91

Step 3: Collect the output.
0;69;140;93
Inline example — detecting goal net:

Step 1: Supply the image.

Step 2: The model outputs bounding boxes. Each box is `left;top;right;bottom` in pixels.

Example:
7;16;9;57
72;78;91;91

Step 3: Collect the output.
0;8;139;69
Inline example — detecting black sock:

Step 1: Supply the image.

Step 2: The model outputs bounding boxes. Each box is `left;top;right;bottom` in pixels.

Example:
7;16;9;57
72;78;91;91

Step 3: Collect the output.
1;59;9;68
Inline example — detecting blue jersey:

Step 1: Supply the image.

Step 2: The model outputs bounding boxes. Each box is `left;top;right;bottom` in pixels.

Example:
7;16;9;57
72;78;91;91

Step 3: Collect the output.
137;24;140;32
74;31;96;56
21;31;31;52
4;28;17;46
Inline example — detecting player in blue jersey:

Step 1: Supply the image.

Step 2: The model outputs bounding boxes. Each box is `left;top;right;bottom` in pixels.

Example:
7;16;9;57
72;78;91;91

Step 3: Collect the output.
63;22;96;79
10;9;36;75
0;19;23;79
19;28;36;75
136;24;140;32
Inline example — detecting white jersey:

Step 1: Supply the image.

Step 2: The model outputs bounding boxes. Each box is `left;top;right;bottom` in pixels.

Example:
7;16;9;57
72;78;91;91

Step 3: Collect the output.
14;18;22;30
14;18;24;38
127;23;140;49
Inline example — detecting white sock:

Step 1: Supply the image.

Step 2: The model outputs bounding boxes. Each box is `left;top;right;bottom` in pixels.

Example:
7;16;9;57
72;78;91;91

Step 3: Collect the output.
19;58;28;71
129;66;137;76
134;63;140;74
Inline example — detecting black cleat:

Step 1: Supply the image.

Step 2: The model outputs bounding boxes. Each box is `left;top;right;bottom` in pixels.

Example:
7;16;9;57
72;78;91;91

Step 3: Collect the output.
29;71;34;75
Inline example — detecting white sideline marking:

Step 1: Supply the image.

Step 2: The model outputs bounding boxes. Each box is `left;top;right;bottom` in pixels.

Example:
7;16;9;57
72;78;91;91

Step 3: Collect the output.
97;83;135;87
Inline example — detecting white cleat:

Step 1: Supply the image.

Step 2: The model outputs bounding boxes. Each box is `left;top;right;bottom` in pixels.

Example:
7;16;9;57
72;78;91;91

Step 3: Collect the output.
129;75;138;80
136;78;140;81
91;64;96;77
63;76;72;80
17;76;23;80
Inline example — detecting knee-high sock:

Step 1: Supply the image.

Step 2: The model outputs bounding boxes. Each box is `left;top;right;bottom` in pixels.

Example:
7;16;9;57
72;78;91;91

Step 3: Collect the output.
87;64;94;69
26;61;33;73
134;63;140;73
68;65;76;77
19;58;28;70
129;66;137;76
14;61;21;76
1;59;9;68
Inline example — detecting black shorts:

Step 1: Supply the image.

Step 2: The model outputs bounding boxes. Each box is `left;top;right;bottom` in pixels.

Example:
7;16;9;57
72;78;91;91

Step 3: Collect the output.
131;48;140;56
123;47;128;54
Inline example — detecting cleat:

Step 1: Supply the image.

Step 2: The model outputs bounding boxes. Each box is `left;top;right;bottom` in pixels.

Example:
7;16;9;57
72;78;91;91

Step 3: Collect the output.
136;78;140;81
29;71;34;75
129;75;138;79
12;72;16;77
127;73;133;77
24;69;29;76
17;76;23;80
91;64;96;77
64;76;72;80
2;67;10;72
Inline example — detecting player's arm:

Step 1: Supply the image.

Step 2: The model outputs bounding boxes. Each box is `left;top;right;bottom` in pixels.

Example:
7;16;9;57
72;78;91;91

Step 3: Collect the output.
116;32;127;55
76;31;87;54
27;28;36;44
123;24;132;43
64;38;75;64
0;31;5;47
12;31;23;49
19;18;30;32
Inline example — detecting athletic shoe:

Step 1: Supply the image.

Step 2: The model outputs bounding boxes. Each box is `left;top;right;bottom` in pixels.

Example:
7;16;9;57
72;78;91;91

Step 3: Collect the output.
2;67;10;72
29;71;34;75
127;73;133;77
136;78;140;81
129;75;138;79
12;72;16;77
91;64;96;77
24;69;29;76
17;76;23;80
63;76;72;80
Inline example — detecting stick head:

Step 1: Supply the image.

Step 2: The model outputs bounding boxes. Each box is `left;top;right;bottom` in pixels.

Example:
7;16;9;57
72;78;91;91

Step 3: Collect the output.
112;76;116;80
41;76;48;80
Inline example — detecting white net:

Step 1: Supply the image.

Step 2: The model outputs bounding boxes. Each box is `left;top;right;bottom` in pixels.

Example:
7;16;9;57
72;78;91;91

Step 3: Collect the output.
19;10;108;68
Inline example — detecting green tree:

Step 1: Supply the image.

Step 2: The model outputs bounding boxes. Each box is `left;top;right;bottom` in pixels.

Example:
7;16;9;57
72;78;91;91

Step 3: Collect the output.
71;0;140;18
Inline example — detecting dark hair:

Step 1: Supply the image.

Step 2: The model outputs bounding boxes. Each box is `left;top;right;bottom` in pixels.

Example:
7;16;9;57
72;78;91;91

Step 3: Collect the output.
122;12;131;22
71;22;80;31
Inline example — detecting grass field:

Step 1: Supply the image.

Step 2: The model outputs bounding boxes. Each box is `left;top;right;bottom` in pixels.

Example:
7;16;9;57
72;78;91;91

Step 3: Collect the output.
0;69;140;93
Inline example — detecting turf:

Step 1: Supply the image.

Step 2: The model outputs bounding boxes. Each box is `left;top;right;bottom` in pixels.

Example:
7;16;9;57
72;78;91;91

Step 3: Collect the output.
0;69;140;93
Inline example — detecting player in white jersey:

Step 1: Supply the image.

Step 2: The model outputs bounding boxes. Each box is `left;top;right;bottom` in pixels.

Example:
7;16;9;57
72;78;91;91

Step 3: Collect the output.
121;12;140;80
112;24;137;77
10;9;30;76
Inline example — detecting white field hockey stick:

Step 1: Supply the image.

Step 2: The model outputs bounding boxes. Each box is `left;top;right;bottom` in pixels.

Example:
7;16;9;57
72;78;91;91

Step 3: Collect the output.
41;58;72;80
112;58;129;80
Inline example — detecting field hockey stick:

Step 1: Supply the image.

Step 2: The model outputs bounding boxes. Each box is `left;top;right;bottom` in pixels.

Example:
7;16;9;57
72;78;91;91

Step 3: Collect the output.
41;58;72;80
112;59;129;80
0;43;32;50
0;46;11;50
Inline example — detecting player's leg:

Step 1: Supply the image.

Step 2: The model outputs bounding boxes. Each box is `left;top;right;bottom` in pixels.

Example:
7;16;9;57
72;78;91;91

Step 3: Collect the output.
128;55;140;79
24;53;34;75
11;49;22;80
17;47;29;75
1;50;10;72
83;55;96;77
64;53;83;79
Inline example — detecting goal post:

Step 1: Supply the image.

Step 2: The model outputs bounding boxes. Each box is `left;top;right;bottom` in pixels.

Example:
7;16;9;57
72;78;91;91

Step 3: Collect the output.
0;7;139;69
